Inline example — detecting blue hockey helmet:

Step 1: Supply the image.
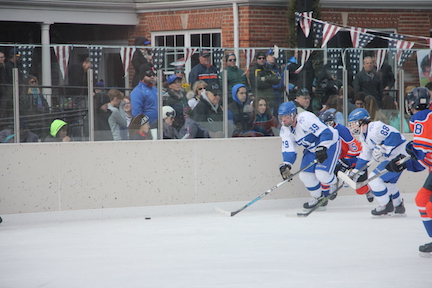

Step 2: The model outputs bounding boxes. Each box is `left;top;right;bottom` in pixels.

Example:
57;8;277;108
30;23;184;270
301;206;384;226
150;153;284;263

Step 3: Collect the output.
278;101;297;127
319;109;335;126
348;108;370;134
406;87;430;115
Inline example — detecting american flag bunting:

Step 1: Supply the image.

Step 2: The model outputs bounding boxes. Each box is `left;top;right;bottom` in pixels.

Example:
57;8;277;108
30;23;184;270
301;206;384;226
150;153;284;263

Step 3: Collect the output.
294;49;312;74
120;46;135;77
212;48;226;71
54;45;71;80
88;46;103;79
295;11;313;38
389;34;414;68
350;27;374;48
17;45;35;78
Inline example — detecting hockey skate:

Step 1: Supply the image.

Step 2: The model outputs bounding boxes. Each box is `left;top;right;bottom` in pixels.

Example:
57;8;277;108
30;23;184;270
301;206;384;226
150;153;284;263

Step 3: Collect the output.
303;195;328;210
366;191;374;203
328;181;338;201
371;200;394;216
419;242;432;258
393;200;406;217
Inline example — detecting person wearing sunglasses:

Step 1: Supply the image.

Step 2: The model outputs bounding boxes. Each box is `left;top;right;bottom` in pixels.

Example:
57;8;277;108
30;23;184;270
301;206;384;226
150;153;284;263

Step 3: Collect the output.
222;53;249;99
190;83;224;138
248;51;281;117
187;80;207;110
130;64;158;124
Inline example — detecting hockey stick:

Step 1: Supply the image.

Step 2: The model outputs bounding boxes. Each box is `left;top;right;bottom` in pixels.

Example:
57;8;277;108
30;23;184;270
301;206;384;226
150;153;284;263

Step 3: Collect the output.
296;183;345;217
215;160;318;217
338;156;411;189
337;159;375;189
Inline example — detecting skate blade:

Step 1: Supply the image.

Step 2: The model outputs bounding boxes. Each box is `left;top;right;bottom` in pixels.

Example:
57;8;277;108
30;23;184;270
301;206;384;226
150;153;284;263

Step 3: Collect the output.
419;252;432;258
303;206;327;212
371;212;406;218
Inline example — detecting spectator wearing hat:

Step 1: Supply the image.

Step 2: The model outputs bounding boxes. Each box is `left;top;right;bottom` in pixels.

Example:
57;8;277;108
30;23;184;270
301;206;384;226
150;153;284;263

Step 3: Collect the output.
190;83;224;138
228;83;250;126
294;88;313;113
0;51;6;117
132;36;153;88
130;64;158;124
248;51;281;115
44;119;71;142
265;49;285;114
163;74;189;131
189;49;220;88
128;113;152;140
221;53;249;100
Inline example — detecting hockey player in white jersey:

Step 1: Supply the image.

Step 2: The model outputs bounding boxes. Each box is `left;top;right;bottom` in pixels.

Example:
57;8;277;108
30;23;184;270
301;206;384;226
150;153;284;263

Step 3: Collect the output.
278;101;341;209
347;108;408;216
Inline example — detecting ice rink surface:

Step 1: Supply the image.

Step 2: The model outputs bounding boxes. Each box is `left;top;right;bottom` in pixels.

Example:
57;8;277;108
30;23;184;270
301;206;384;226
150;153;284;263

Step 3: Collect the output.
0;193;431;288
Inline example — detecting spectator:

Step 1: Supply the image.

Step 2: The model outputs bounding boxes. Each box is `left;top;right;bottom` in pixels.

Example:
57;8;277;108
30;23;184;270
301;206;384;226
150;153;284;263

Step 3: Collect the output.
132;36;152;88
353;92;366;109
190;83;224;138
249;51;281;114
170;59;189;90
44;119;71;142
119;96;133;139
0;118;39;143
372;55;395;94
189;49;220;88
381;94;410;133
252;97;278;136
107;89;127;141
266;49;285;113
228;84;250;124
294;88;312;113
130;64;158;123
67;57;92;108
339;85;356;115
353;56;383;107
128;114;152;140
364;94;388;123
3;48;23;117
316;61;343;105
187;80;207;110
164;74;189;131
21;75;49;115
93;92;112;141
0;51;6;117
323;94;344;125
161;106;180;139
222;52;248;99
232;113;264;137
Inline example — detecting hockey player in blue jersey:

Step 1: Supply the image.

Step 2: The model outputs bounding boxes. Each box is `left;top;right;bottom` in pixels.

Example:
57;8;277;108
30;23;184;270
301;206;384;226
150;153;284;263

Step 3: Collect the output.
278;101;341;209
347;108;408;216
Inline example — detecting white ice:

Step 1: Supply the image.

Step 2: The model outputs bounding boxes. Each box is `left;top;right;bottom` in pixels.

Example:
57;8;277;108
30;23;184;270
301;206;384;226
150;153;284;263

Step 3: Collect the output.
0;193;431;288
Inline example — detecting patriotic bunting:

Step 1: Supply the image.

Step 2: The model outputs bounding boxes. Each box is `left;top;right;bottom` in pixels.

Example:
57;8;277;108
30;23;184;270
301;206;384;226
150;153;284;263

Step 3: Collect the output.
296;12;313;38
389;34;415;68
211;48;226;71
120;46;135;77
350;27;374;48
375;49;387;72
242;48;256;76
294;49;312;74
347;48;362;76
88;46;103;79
313;21;340;48
17;45;35;78
183;48;197;64
54;45;71;80
151;48;166;70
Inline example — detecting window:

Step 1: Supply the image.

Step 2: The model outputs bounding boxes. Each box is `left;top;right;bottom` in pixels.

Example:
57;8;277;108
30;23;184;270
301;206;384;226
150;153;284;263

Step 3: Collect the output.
153;30;221;74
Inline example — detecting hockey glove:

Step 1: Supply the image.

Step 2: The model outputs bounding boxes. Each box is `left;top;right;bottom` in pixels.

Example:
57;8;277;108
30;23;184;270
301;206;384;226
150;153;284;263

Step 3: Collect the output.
385;154;407;173
334;158;350;174
279;163;292;180
349;168;365;182
372;145;386;162
405;141;418;161
315;146;328;164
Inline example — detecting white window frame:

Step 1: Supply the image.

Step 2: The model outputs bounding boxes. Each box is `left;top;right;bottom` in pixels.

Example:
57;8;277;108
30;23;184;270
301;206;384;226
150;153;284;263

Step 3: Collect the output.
152;29;222;74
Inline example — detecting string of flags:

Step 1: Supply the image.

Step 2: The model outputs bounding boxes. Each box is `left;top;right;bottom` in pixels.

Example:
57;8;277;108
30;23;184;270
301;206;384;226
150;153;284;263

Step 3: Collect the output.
295;11;431;70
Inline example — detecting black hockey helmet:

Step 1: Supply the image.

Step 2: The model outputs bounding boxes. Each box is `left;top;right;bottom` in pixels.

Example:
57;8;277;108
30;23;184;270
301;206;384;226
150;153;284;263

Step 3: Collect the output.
406;87;430;115
319;109;336;127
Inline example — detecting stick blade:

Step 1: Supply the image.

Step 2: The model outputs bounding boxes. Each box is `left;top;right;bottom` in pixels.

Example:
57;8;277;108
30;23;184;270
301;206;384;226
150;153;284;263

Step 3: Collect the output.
337;171;357;189
214;206;233;217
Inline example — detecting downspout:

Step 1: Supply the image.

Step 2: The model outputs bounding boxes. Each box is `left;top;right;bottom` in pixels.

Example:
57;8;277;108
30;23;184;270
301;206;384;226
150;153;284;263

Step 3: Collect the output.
233;2;239;62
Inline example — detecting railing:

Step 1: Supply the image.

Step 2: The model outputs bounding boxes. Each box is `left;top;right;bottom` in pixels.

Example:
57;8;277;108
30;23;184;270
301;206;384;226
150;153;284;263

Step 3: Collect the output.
0;44;426;143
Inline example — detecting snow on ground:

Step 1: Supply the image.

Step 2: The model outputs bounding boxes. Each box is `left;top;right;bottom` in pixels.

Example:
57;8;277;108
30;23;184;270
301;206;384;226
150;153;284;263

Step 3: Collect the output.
0;193;430;288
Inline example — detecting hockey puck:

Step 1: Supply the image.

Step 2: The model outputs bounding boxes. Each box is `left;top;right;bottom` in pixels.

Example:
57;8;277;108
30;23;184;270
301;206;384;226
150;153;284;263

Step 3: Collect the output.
145;217;151;220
